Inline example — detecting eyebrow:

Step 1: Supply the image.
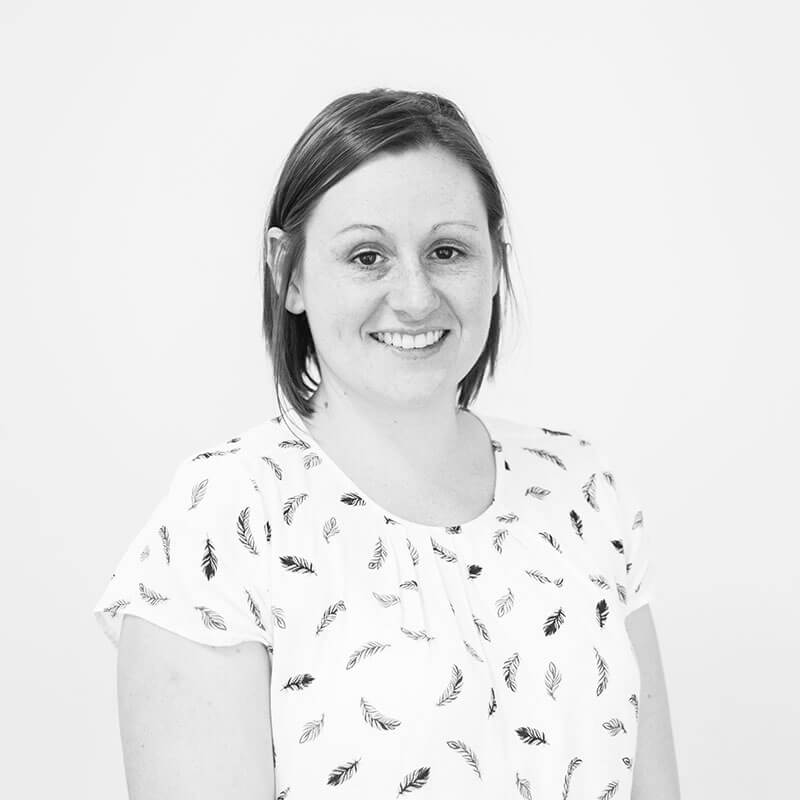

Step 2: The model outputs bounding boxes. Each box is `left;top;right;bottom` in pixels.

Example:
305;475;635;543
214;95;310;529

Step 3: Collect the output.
334;221;479;237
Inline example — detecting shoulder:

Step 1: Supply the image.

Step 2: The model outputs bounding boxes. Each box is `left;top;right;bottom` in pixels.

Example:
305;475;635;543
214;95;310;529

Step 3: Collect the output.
482;412;601;463
482;413;625;507
165;418;282;500
167;415;302;520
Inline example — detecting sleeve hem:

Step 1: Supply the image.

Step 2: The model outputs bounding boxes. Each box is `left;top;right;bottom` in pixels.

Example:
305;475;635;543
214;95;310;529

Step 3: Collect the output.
93;607;274;651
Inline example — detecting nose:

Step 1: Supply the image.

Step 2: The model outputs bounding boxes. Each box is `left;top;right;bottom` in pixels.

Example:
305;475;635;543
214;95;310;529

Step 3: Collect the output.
384;258;441;319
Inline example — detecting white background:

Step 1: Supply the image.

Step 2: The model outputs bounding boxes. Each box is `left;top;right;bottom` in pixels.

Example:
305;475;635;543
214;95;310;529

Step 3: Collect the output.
2;1;798;797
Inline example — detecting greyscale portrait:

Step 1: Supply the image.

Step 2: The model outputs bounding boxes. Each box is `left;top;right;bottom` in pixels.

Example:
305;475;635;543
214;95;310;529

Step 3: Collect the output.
8;4;795;799
93;89;678;799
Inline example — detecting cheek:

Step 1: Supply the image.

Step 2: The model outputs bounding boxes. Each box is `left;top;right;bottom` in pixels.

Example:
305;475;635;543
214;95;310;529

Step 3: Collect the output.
329;310;368;344
451;282;493;325
302;281;363;341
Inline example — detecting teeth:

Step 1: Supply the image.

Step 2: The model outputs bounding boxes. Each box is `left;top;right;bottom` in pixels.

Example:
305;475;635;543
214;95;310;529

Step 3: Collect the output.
373;330;446;349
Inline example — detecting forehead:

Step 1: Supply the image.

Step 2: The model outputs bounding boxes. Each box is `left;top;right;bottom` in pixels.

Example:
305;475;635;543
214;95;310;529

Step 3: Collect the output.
307;146;485;236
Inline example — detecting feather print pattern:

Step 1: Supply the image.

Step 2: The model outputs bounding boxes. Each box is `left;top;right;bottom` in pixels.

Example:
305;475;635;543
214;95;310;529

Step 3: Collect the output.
93;411;654;798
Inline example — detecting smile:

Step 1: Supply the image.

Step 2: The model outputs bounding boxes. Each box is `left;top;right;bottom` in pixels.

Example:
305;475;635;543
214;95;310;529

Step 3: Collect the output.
369;329;450;355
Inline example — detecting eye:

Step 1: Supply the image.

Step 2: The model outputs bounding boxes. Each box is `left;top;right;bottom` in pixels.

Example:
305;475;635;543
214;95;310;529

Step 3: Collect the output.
431;245;466;262
350;244;467;269
352;250;382;268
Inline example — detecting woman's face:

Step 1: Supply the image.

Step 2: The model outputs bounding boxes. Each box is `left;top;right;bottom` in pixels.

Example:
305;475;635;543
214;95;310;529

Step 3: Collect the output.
274;145;501;413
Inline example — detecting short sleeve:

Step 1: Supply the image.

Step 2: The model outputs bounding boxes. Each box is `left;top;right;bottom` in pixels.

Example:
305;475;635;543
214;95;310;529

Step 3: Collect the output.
92;452;274;650
594;444;656;618
615;475;654;617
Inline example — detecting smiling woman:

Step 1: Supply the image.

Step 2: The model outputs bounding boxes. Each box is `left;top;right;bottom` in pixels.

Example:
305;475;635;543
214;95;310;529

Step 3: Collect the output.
264;142;510;441
260;92;519;428
94;88;679;800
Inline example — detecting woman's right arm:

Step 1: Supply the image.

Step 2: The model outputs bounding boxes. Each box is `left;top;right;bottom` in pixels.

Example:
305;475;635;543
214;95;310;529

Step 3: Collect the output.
117;614;275;800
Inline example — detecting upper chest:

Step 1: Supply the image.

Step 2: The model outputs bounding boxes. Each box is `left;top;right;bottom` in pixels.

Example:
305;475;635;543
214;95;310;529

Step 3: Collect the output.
300;416;497;527
343;453;496;527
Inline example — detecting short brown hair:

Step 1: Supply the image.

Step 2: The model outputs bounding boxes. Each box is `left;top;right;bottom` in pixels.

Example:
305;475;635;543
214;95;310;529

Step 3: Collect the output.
261;88;519;422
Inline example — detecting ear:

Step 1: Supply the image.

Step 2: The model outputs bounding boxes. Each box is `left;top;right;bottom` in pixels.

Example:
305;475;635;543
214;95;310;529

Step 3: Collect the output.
493;241;508;297
266;226;305;314
265;226;286;290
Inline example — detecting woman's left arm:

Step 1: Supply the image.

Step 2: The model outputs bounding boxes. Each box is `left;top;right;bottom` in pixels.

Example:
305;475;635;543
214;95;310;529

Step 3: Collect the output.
626;605;682;800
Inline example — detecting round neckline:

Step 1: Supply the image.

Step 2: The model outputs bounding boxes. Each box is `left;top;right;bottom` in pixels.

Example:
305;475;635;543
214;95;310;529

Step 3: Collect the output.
279;405;504;531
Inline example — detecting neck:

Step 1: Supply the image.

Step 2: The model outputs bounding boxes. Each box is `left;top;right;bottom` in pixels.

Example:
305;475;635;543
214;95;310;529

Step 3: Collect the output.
300;387;467;474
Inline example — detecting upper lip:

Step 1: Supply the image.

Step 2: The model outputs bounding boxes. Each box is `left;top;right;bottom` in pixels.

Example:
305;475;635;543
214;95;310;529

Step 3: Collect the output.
370;327;449;335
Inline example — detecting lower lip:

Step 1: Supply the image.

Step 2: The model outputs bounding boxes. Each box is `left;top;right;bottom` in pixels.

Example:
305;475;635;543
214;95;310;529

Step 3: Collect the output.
369;330;451;358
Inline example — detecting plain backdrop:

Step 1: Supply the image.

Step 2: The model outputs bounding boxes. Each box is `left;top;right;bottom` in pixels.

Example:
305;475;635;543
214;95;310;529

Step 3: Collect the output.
2;1;798;797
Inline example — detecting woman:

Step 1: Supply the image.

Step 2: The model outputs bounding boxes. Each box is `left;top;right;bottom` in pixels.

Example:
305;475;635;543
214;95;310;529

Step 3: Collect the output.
94;89;679;799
